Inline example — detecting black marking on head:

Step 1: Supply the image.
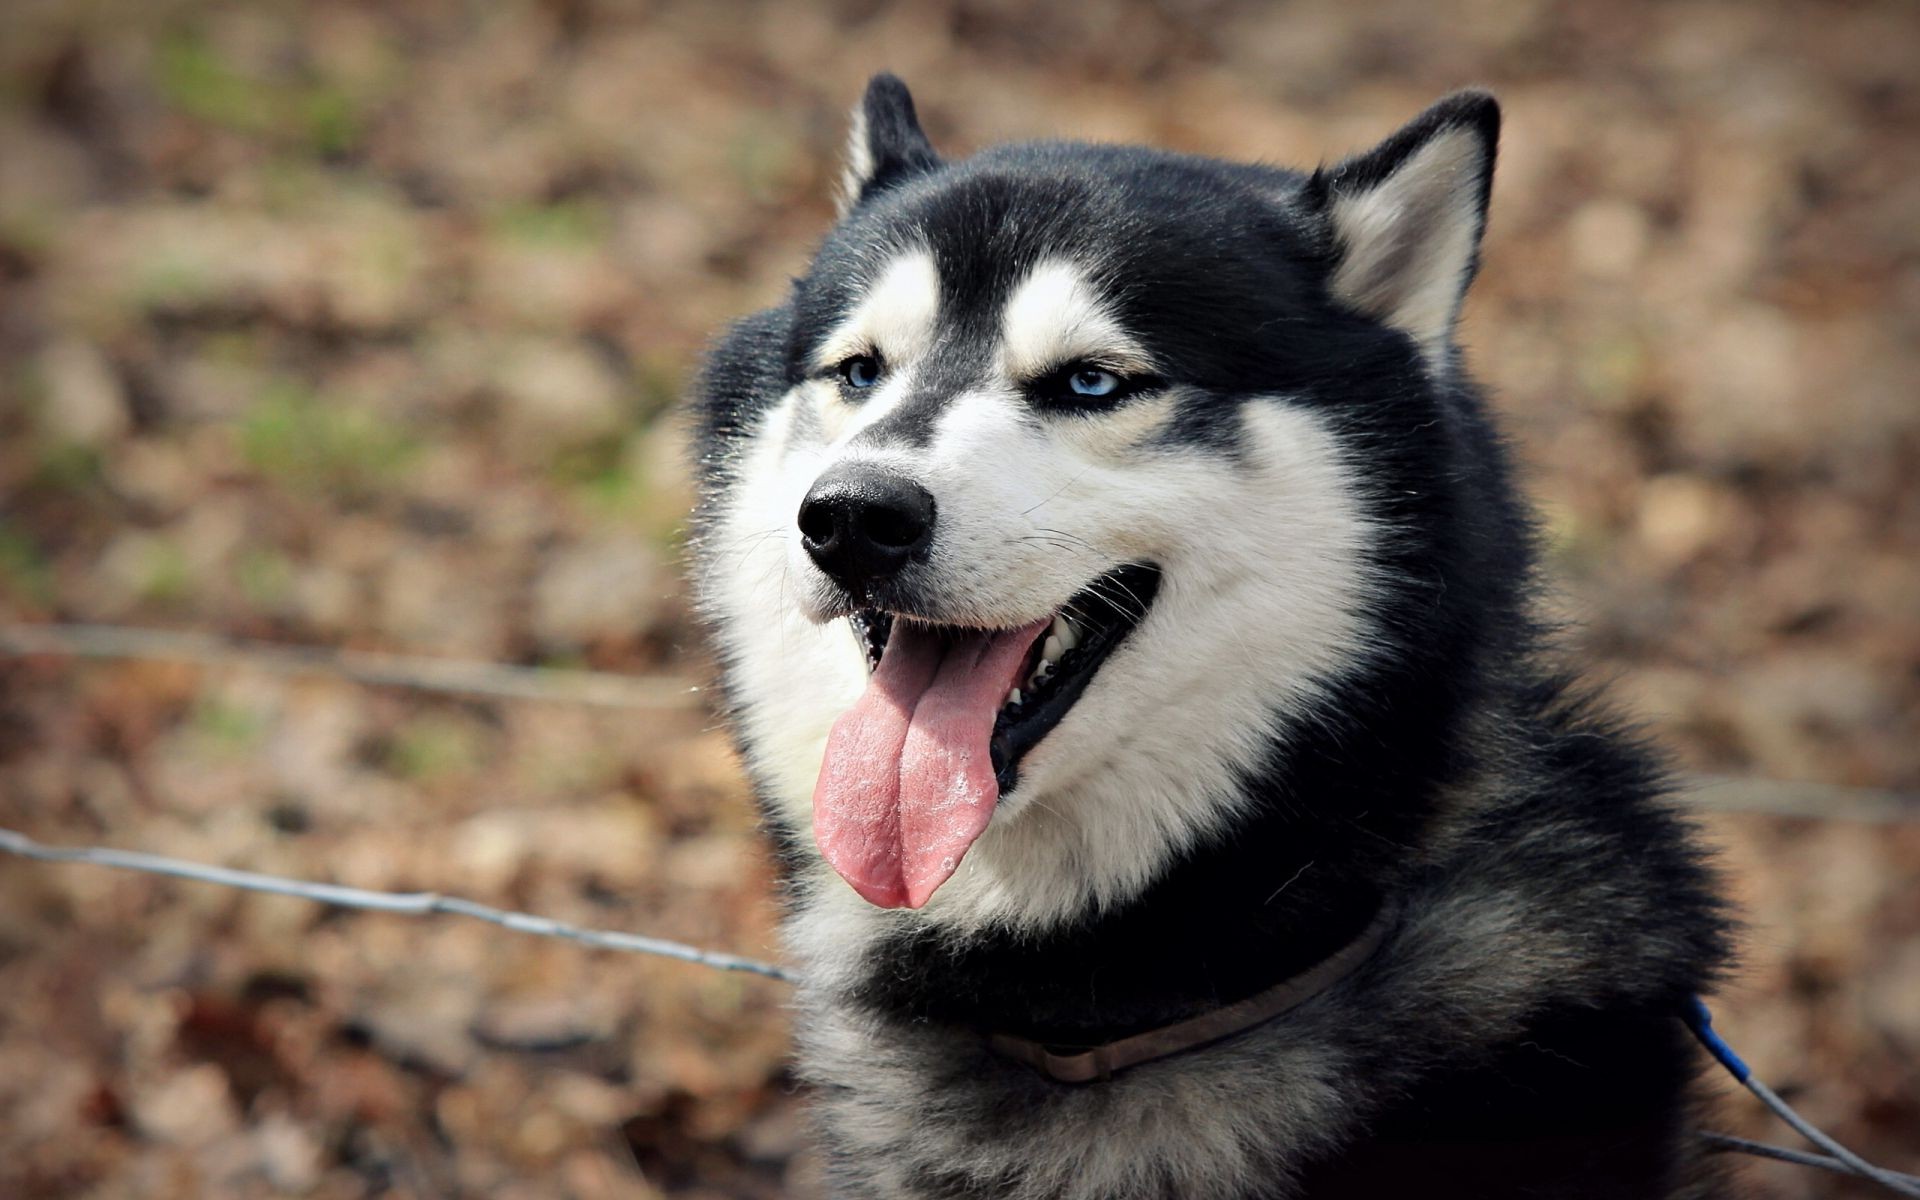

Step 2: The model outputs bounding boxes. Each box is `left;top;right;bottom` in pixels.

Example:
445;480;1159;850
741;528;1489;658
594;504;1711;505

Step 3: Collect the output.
800;95;1506;468
850;347;989;449
1152;386;1251;459
803;152;1337;448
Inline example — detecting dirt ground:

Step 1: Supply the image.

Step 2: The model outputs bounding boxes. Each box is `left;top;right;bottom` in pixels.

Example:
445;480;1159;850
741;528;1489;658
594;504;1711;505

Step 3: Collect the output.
0;1;1915;1197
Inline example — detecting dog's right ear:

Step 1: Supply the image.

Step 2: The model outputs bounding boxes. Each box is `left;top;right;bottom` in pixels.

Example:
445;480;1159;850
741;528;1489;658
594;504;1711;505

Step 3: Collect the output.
838;74;941;215
1305;91;1501;364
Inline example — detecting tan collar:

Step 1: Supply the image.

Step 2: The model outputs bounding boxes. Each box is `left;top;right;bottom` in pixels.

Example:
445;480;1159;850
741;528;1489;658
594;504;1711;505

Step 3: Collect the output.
986;902;1399;1085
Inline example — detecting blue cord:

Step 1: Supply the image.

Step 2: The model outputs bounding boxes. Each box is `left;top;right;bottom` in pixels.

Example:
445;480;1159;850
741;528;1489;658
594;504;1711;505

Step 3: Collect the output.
1688;997;1920;1197
1683;996;1750;1083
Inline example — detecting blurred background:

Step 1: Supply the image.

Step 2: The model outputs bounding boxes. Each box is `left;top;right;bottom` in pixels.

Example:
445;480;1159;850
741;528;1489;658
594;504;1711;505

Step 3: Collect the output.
0;1;1914;1196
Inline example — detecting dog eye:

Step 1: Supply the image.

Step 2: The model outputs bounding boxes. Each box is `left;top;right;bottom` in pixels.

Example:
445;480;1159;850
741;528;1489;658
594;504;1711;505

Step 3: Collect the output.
1034;362;1154;409
1068;368;1120;398
839;355;883;389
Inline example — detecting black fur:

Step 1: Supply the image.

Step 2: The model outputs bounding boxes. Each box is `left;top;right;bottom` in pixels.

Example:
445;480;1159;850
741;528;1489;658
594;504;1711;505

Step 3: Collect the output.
847;73;943;208
690;79;1733;1199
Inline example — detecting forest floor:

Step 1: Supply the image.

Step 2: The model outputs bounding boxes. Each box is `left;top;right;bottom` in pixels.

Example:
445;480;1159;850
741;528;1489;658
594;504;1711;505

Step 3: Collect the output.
1;2;1915;1196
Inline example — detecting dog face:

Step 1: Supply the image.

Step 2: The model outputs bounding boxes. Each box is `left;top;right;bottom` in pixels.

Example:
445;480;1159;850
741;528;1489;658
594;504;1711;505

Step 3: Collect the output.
693;77;1499;931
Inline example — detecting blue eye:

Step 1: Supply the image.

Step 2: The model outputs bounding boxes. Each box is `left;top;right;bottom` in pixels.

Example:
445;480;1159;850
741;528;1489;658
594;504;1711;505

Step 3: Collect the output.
841;355;883;389
1068;368;1120;398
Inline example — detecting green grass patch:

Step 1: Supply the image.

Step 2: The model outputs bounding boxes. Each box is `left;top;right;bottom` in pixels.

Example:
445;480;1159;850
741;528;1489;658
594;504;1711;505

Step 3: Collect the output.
545;429;690;536
238;382;418;497
300;83;362;156
156;26;371;155
157;29;275;136
0;522;53;608
31;440;106;496
547;431;631;484
488;199;612;249
381;714;481;783
235;547;295;610
190;694;266;753
136;537;194;605
547;433;667;522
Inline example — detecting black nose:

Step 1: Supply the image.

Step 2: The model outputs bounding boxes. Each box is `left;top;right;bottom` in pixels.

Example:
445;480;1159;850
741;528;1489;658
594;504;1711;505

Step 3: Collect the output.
798;465;935;589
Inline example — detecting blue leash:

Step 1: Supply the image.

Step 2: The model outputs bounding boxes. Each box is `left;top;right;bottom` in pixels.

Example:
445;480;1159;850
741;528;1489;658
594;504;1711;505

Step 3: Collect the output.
1686;998;1920;1196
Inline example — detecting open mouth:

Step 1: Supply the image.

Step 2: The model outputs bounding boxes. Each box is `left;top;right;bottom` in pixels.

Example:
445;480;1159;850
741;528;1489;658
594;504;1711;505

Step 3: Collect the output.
848;564;1162;794
814;564;1161;909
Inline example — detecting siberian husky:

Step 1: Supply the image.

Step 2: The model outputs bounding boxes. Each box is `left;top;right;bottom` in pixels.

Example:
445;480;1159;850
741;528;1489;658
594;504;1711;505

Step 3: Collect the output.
688;75;1731;1199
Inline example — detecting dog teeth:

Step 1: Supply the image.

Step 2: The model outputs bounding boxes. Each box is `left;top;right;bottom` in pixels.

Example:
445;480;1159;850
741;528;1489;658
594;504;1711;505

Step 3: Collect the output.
1041;635;1064;665
1004;688;1022;708
1052;615;1080;652
1028;660;1053;689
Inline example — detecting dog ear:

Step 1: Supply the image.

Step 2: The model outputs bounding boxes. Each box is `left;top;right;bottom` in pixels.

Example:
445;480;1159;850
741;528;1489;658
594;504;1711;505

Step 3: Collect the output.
838;74;941;215
1307;91;1500;361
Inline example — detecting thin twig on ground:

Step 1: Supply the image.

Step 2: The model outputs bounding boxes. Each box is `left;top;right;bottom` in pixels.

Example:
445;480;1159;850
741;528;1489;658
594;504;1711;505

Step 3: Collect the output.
0;826;793;982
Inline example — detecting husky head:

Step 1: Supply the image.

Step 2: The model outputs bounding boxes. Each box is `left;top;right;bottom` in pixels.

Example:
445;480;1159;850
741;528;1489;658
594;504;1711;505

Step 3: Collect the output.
692;76;1503;932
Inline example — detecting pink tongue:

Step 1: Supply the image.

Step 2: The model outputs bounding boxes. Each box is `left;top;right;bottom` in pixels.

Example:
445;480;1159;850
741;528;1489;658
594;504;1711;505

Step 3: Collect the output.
813;618;1046;908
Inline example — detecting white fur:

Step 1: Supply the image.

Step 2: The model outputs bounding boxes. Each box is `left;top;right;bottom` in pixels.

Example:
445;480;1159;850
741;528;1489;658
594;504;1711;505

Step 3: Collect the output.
998;259;1153;378
1327;125;1487;362
812;249;942;373
701;391;872;831
796;978;1356;1200
837;103;874;216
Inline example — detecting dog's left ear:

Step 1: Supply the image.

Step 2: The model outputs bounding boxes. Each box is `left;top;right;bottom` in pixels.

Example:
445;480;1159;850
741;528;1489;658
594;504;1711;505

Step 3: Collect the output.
1306;91;1500;361
838;74;942;215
